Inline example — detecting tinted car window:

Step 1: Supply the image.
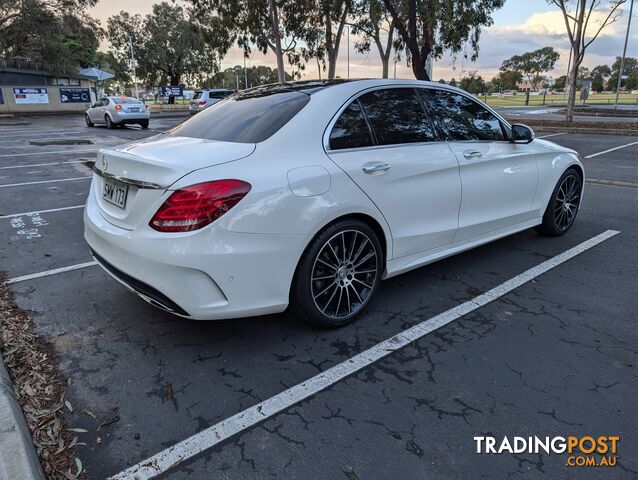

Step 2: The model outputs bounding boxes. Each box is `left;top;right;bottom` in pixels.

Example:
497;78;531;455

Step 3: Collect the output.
113;97;142;104
424;89;505;141
168;91;310;143
358;88;437;145
329;100;374;150
193;91;202;100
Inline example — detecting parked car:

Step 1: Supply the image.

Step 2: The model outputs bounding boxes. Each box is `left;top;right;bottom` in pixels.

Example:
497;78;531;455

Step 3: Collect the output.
84;79;584;327
188;89;234;114
85;96;150;129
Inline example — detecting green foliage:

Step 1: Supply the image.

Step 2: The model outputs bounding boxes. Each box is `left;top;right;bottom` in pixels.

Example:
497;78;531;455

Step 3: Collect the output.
106;2;232;88
381;0;505;80
205;65;293;88
0;0;102;74
500;46;560;91
459;72;486;94
553;75;567;90
608;56;638;90
491;70;522;91
449;77;457;87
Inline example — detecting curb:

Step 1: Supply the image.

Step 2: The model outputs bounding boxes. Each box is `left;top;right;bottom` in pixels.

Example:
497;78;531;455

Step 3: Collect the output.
0;355;45;480
530;126;638;136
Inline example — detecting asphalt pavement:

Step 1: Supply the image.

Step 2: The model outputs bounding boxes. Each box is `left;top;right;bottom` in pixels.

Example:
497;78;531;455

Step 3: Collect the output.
0;115;636;479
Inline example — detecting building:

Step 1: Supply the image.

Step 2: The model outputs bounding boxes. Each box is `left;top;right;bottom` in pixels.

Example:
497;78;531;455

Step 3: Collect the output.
0;58;99;114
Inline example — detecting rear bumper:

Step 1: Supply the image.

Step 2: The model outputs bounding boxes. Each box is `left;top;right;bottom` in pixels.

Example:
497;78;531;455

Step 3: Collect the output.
111;111;150;123
83;190;309;320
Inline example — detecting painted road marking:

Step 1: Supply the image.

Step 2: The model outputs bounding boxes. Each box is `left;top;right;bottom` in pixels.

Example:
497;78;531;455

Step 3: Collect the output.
110;230;620;480
585;141;638;159
587;178;638;189
0;149;97;158
0;205;85;219
0;176;91;188
5;261;97;285
0;160;88;170
536;132;566;139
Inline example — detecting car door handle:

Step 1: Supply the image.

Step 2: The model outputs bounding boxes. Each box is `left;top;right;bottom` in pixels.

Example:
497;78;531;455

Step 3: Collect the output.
362;162;391;174
463;149;482;159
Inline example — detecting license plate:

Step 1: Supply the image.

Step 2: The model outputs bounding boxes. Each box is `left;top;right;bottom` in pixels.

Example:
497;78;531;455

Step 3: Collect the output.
128;108;139;112
102;178;129;209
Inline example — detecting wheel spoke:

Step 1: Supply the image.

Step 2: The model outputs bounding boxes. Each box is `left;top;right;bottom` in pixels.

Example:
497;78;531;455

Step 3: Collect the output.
327;242;340;264
335;288;343;317
312;274;334;281
341;232;347;262
321;284;339;313
317;258;338;270
345;286;351;315
314;280;337;299
349;283;363;304
347;232;359;263
354;251;375;269
353;277;373;289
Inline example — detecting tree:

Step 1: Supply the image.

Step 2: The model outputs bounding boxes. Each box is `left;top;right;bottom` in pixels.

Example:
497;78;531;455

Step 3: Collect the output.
459;71;486;94
625;70;638;90
350;0;402;78
381;0;505;80
590;64;610;91
492;70;523;91
608;56;637;90
310;0;352;79
190;0;308;84
438;78;446;83
206;64;292;88
554;75;567;90
107;3;232;92
548;0;626;122
449;77;457;87
0;0;102;73
500;47;560;92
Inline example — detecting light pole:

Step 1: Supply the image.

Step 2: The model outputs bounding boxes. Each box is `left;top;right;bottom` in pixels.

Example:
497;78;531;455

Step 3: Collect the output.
347;25;350;79
243;55;248;90
129;36;139;99
615;0;634;109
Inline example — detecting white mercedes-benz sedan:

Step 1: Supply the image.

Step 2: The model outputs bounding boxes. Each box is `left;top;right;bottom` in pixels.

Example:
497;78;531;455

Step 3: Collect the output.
84;79;584;327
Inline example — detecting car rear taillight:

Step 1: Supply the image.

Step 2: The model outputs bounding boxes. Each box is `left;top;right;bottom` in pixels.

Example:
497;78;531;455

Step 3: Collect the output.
198;100;207;105
149;180;251;232
114;104;123;110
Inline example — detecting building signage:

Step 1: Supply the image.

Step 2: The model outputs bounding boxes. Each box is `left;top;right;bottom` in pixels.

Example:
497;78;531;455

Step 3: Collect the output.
13;87;49;104
160;86;183;97
60;87;91;103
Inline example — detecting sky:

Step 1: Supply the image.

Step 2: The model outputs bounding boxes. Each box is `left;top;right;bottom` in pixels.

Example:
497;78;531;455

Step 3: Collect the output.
89;0;638;82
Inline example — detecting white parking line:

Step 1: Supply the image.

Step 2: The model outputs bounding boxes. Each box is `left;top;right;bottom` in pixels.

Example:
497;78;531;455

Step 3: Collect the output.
536;132;566;139
0;176;91;188
585;141;638;159
0;204;85;219
0;149;96;158
110;229;620;480
5;261;97;285
0;160;87;170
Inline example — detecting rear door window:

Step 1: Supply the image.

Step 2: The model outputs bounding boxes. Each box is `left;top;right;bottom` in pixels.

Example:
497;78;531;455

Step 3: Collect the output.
168;90;310;143
358;88;437;146
423;89;505;141
329;100;374;150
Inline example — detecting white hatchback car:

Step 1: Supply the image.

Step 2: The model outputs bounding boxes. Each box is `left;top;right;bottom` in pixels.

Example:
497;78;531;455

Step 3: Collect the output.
84;80;584;327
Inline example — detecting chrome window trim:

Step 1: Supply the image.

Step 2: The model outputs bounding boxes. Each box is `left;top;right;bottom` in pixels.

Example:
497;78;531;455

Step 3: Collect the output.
93;165;168;190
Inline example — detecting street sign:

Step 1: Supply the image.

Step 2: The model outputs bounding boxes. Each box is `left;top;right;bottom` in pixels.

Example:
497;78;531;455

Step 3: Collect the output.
60;87;91;103
13;87;49;104
160;86;183;97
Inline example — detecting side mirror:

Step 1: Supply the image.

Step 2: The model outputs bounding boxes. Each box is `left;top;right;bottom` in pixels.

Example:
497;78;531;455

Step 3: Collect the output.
511;124;534;144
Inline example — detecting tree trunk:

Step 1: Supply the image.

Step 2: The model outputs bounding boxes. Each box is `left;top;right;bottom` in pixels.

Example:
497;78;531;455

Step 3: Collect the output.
268;0;286;84
381;55;389;78
566;52;580;123
411;55;429;81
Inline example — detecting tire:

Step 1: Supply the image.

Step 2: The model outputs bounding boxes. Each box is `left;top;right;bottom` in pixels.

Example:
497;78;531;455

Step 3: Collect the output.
85;114;94;127
535;168;582;236
291;219;383;327
139;120;149;129
105;115;115;129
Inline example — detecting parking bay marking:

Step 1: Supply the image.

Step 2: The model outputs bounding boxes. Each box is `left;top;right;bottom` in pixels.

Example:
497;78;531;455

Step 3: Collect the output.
109;229;620;480
0;149;96;158
536;132;566;139
5;261;98;285
0;176;91;188
585;140;638;159
0;204;85;219
0;160;88;170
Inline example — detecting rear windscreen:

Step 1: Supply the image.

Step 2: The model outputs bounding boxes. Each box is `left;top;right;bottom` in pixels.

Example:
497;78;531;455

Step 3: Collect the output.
192;92;202;99
113;98;141;104
167;91;310;143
